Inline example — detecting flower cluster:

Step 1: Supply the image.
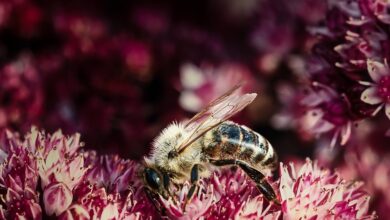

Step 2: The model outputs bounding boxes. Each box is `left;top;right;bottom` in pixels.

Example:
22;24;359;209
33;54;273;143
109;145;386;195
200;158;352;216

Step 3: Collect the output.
284;0;390;218
160;167;280;220
161;160;375;220
280;159;375;219
295;0;390;146
0;130;41;219
0;128;158;219
0;128;376;219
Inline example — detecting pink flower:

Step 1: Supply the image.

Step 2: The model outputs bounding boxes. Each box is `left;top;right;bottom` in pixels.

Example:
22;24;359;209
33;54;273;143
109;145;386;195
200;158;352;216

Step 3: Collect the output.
161;168;279;220
160;159;376;219
360;60;390;119
0;130;41;219
293;0;390;144
280;159;376;220
23;128;88;216
61;154;158;219
0;128;159;219
343;136;390;219
299;84;353;147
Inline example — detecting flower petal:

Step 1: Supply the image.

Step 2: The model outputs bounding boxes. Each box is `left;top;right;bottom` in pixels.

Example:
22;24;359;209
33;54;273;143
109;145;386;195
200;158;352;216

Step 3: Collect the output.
367;60;388;82
179;91;202;112
43;182;73;216
180;63;206;90
361;87;382;105
100;204;119;220
59;205;90;220
340;122;352;146
27;200;42;220
385;103;390;120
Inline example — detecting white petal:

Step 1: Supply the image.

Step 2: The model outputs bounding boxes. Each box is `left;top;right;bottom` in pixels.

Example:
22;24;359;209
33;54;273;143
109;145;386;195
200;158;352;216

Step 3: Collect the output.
358;81;374;86
180;63;205;89
179;91;202;112
372;104;384;116
312;119;334;133
340;122;352;145
46;148;60;168
385;103;390;120
101;204;119;220
361;87;382;105
367;60;387;82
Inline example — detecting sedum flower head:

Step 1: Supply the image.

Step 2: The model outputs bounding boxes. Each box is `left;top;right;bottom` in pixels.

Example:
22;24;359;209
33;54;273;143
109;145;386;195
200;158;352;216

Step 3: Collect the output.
161;168;280;220
0;130;41;220
280;159;376;220
0;128;158;219
161;159;375;219
295;0;390;146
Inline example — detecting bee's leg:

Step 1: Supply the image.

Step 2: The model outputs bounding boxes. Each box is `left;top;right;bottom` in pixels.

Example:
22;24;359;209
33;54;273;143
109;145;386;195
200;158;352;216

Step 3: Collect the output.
144;187;166;214
209;159;280;205
184;164;200;207
162;173;172;196
162;172;179;206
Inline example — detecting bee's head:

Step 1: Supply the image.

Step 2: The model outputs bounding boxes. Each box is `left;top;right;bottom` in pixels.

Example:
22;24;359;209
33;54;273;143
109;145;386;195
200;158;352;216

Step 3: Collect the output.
142;167;170;199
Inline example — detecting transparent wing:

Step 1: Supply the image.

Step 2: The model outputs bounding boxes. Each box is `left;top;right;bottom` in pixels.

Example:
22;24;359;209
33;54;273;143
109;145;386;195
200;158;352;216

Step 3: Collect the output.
176;84;257;153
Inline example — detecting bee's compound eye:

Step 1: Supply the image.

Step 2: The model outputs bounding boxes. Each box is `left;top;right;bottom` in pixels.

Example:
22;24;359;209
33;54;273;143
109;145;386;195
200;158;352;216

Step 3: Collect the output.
144;168;161;190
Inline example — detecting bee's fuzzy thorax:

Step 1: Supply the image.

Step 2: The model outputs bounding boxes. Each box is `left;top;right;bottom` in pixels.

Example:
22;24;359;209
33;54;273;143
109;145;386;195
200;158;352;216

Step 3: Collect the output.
144;122;188;166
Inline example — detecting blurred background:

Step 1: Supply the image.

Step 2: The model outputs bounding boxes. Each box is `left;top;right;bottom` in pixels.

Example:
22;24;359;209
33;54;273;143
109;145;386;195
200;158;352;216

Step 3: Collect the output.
0;0;326;160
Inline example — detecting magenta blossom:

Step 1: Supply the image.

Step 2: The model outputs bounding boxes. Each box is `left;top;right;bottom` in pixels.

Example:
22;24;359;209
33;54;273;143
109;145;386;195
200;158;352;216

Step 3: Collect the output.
160;159;375;219
0;128;158;219
292;0;390;146
280;159;376;219
0;130;41;220
360;60;390;119
161;167;280;220
0;55;43;130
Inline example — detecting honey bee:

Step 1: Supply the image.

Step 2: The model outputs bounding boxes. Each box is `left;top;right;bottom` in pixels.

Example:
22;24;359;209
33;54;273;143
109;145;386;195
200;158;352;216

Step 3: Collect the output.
142;84;279;208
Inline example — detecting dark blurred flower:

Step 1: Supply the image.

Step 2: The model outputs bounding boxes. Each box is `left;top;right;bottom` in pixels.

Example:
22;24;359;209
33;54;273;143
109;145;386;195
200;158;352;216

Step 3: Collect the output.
299;84;354;147
251;0;326;73
0;55;43;130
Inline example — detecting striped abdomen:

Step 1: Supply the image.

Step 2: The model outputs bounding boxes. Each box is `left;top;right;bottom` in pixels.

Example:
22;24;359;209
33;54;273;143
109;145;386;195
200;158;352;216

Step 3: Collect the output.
202;121;277;169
